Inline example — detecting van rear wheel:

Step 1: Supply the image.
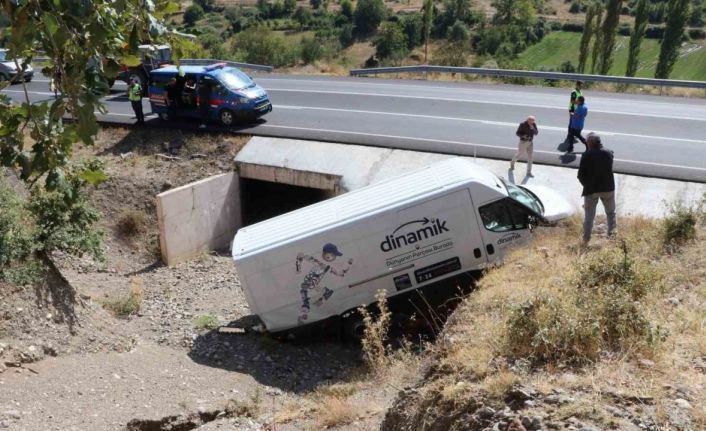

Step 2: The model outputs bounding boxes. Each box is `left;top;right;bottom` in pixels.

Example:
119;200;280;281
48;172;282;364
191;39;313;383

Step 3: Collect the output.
219;109;235;126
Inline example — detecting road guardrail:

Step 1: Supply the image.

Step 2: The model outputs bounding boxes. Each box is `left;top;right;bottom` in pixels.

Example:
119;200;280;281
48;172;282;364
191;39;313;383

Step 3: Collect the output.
180;59;274;73
349;65;706;89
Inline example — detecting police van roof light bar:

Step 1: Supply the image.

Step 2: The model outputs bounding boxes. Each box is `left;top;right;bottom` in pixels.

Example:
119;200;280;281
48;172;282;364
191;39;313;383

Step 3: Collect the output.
204;62;227;71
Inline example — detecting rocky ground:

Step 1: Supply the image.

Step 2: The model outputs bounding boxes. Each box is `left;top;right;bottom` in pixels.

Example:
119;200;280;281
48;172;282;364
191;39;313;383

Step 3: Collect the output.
0;127;407;430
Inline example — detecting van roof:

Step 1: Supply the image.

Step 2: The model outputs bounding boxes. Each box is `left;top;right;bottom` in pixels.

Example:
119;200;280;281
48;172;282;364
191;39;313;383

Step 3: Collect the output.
151;63;234;76
151;65;209;75
233;158;506;257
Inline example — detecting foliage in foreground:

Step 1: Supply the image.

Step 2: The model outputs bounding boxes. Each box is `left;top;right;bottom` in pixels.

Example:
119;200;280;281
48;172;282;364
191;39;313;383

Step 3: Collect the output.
506;241;664;364
0;0;182;192
0;168;104;285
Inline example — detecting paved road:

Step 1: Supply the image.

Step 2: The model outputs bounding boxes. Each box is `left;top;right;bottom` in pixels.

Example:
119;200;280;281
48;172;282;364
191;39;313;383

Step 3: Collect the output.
4;73;706;182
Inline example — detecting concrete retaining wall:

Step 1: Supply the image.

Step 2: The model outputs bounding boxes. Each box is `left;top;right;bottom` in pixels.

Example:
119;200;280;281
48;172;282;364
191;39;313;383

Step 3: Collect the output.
156;172;241;266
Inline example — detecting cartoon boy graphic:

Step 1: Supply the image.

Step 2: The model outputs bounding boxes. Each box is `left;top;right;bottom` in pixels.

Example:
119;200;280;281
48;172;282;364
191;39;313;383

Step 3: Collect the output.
295;243;354;324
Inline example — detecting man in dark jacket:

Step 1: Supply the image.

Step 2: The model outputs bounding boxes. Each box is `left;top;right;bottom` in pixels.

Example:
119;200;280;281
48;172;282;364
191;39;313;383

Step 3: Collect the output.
510;115;539;177
578;133;616;244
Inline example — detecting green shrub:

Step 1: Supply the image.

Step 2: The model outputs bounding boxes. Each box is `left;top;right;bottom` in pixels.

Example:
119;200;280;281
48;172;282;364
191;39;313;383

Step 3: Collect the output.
301;36;325;64
0;180;36;273
103;290;142;316
660;202;699;250
373;22;409;61
506;242;662;364
354;0;385;36
184;4;205;26
232;26;297;67
194;314;220;330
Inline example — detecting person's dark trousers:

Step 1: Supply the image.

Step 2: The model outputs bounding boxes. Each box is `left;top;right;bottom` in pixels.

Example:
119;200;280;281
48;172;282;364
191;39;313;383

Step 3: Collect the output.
131;100;144;123
199;105;209;126
167;103;177;120
567;128;586;152
564;116;577;145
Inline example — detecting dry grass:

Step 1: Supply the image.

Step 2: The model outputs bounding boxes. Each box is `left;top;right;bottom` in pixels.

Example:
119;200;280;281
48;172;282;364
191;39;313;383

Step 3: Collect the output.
102;277;144;316
388;199;706;429
116;209;146;239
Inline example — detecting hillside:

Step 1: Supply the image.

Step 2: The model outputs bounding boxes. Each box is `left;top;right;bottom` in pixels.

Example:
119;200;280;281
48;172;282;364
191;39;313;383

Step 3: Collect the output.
518;32;706;81
380;210;706;431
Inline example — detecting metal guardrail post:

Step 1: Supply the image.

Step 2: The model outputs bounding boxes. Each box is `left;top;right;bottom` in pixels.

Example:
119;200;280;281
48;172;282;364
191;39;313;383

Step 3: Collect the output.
349;65;706;90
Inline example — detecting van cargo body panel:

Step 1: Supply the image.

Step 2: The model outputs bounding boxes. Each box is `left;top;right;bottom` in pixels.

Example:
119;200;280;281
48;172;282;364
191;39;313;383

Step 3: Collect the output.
233;158;572;332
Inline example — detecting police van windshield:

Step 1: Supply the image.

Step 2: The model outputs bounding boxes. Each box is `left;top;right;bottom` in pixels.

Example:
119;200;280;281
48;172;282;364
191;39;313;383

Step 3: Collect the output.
0;50;6;61
216;68;254;91
500;178;543;215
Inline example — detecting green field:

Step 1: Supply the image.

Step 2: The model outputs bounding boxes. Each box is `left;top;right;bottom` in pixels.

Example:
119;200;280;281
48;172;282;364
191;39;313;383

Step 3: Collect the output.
518;32;706;81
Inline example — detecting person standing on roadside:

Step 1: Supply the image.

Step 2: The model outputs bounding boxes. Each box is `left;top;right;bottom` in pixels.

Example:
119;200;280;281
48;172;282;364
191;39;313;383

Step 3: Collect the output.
198;80;211;129
578;133;616;245
165;77;179;120
564;80;583;146
567;96;588;153
510;115;539;177
128;78;144;124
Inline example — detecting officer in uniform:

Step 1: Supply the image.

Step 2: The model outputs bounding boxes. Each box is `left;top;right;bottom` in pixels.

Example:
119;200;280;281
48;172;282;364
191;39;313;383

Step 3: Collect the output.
128;78;144;124
564;80;583;146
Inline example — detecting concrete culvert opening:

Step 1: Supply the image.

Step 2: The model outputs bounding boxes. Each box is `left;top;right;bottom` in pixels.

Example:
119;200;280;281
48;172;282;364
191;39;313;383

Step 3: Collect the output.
235;161;343;226
240;178;332;226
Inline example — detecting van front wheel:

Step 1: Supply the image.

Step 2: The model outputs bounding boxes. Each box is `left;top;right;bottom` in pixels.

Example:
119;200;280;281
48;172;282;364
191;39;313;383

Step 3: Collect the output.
219;109;235;126
343;315;365;340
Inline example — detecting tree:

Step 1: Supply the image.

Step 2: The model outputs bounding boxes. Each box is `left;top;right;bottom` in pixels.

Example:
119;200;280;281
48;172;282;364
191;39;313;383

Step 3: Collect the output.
310;0;323;9
422;0;434;62
399;13;424;49
596;0;623;75
656;0;691;78
194;0;216;12
0;1;179;274
339;23;355;47
578;2;598;73
625;0;648;77
232;26;296;67
492;0;535;26
184;4;205;26
0;0;179;189
301;36;324;63
284;0;297;14
340;0;354;20
293;6;313;29
448;20;470;43
354;0;385;36
373;22;409;61
590;7;604;73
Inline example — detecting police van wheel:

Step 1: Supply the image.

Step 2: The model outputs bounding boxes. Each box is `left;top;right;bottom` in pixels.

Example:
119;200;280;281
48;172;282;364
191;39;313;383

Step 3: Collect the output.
219;109;235;126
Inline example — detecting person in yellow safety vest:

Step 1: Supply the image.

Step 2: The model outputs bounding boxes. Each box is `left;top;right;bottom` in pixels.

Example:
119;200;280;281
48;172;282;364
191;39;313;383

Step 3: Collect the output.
128;78;144;124
563;80;583;146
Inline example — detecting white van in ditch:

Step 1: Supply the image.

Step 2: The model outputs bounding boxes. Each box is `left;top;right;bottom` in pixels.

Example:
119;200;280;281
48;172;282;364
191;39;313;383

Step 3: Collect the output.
232;158;573;334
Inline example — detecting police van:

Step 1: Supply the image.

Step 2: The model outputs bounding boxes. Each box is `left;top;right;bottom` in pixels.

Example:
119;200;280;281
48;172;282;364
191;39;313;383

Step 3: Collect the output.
232;158;574;336
148;63;272;125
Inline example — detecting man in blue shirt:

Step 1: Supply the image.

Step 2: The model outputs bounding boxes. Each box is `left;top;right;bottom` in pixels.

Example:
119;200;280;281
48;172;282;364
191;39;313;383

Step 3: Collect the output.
567;96;588;153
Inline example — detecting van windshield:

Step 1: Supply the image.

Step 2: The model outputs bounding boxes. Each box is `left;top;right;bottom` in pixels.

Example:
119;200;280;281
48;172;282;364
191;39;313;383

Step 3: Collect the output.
0;50;6;61
500;178;543;216
216;68;254;91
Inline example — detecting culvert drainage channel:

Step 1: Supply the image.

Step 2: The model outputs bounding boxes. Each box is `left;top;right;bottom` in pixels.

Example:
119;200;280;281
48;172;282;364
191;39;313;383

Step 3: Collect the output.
240;177;331;226
126;410;223;431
